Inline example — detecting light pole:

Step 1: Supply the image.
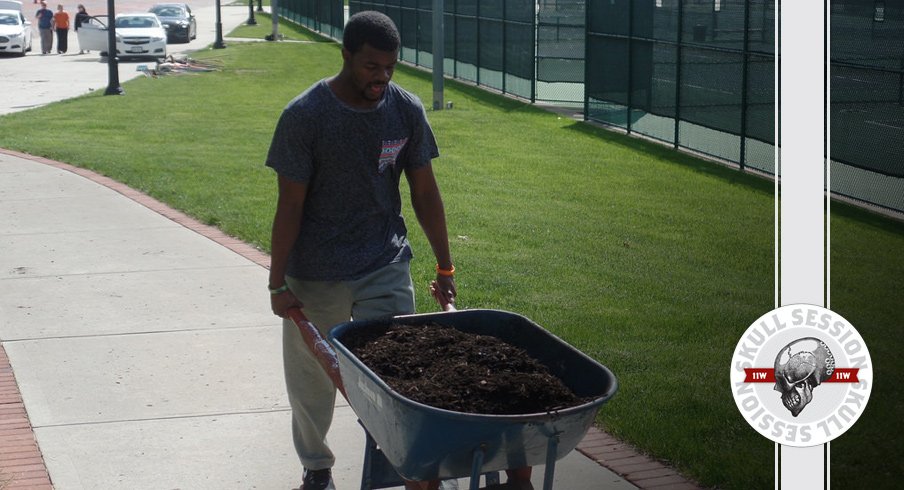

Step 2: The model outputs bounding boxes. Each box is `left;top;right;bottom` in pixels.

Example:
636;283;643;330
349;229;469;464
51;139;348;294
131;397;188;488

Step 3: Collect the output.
256;0;263;13
246;0;257;25
103;0;122;95
213;0;226;49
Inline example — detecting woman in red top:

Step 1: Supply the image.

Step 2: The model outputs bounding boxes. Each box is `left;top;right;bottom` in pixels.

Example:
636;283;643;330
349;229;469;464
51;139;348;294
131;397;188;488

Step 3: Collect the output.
52;4;69;54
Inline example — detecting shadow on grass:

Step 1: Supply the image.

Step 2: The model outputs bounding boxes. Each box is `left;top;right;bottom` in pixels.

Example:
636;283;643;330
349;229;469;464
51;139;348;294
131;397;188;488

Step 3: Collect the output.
562;119;776;192
397;63;540;114
830;198;904;235
228;12;335;44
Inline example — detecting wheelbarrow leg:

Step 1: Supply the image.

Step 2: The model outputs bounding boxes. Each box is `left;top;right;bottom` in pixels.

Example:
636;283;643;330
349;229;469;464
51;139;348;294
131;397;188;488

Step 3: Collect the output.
360;430;377;490
542;435;559;490
360;426;407;490
469;445;487;490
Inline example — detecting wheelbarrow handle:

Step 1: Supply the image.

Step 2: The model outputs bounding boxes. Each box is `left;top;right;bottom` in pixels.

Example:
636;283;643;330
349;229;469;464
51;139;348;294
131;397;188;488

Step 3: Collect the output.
285;307;348;399
287;277;453;399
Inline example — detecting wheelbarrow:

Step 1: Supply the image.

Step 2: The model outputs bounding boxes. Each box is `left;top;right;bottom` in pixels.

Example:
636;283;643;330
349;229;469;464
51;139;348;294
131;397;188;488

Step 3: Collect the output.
287;295;617;490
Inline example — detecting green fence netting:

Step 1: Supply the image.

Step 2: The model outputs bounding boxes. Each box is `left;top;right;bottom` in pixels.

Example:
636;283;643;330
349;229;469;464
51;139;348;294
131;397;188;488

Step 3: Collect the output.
350;0;537;100
279;0;344;40
279;0;903;213
586;0;776;171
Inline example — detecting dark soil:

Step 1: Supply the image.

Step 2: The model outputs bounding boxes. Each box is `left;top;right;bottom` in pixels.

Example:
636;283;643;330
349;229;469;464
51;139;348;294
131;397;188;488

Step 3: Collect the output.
343;323;590;415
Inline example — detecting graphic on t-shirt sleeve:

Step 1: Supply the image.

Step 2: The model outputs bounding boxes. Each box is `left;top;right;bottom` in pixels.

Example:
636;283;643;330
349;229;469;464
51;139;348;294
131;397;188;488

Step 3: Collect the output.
378;138;408;174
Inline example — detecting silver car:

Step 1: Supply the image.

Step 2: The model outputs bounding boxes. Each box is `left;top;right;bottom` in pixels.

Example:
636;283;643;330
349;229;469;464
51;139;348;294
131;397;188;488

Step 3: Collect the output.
0;0;32;56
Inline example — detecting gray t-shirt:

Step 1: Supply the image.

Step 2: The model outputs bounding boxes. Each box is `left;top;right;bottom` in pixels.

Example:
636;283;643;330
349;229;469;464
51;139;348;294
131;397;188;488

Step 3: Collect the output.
266;79;440;281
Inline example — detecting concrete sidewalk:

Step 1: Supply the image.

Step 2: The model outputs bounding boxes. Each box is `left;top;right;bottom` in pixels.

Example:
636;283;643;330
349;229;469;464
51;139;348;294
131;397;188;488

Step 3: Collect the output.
0;6;704;490
0;152;645;490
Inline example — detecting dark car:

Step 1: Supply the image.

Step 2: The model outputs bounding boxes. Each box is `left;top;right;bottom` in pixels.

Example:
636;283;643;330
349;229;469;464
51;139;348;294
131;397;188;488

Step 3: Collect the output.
148;3;196;43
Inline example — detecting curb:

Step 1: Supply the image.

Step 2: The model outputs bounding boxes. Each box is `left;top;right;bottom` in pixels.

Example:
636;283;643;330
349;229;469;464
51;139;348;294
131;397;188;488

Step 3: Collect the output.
577;427;705;490
0;349;52;490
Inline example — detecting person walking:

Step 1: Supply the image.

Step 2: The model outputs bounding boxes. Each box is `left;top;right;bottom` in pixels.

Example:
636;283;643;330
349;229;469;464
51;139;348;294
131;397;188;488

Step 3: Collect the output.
34;1;53;54
52;4;69;54
265;10;459;490
73;4;89;54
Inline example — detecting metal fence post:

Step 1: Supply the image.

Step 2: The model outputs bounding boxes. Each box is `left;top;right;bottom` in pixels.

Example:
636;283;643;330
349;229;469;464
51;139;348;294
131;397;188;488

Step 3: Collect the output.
502;0;507;96
739;0;751;170
582;0;589;118
453;0;459;80
673;0;684;149
532;0;538;103
433;0;445;110
476;0;481;87
626;0;634;134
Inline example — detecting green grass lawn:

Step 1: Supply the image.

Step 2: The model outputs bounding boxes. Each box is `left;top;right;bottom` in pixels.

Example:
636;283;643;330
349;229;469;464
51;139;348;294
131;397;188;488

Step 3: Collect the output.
1;25;901;490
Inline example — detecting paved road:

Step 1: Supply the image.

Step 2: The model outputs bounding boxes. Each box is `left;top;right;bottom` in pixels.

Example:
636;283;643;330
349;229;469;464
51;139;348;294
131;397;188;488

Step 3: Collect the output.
0;0;247;114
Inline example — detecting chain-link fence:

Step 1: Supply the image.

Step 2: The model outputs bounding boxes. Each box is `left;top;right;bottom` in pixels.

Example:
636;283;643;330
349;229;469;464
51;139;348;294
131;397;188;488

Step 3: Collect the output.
586;0;776;174
348;1;539;101
277;0;904;214
277;0;345;41
537;0;586;106
585;0;903;213
830;0;904;211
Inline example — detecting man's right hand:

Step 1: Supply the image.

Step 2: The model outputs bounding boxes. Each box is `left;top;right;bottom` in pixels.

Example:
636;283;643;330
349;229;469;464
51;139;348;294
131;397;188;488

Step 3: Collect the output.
270;288;303;318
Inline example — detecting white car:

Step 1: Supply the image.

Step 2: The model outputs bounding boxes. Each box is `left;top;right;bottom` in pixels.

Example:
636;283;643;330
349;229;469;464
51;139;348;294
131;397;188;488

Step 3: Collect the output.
0;0;32;56
77;13;167;61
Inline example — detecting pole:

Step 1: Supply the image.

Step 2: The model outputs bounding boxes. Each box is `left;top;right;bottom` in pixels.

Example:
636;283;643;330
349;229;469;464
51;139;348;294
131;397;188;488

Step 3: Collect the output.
247;0;257;26
103;0;122;95
432;0;444;110
271;0;279;40
213;0;225;49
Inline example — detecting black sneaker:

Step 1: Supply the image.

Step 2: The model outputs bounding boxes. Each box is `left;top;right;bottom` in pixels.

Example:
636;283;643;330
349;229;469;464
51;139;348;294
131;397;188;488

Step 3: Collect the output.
301;468;335;490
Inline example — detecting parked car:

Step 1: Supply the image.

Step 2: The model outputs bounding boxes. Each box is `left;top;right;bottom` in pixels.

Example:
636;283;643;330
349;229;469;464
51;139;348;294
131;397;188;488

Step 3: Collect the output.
76;13;167;61
148;3;196;44
0;0;32;56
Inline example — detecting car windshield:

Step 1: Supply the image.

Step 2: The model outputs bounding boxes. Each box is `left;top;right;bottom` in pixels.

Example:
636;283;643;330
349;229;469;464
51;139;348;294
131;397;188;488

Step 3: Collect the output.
151;7;183;17
116;16;159;28
0;12;20;25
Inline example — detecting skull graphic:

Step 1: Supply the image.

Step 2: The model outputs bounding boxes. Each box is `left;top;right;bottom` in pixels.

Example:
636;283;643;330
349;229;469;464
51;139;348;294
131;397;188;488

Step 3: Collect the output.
773;337;835;417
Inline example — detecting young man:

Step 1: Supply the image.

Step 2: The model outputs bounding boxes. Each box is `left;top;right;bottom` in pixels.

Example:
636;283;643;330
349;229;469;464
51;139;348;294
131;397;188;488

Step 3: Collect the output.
265;10;456;490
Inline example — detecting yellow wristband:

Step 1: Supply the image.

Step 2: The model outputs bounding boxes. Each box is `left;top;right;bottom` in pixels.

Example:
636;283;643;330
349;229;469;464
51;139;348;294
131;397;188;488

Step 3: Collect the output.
269;284;289;295
435;264;455;277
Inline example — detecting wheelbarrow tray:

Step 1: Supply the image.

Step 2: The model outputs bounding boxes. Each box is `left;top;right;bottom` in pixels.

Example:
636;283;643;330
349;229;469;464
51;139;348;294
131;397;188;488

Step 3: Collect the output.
328;308;618;482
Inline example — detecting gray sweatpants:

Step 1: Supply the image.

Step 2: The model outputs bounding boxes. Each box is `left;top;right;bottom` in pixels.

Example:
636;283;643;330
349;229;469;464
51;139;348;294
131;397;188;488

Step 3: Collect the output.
39;28;53;54
282;261;415;471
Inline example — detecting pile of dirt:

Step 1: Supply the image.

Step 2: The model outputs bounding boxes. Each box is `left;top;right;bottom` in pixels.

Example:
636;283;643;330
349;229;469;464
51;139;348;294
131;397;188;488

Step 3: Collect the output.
344;323;590;415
